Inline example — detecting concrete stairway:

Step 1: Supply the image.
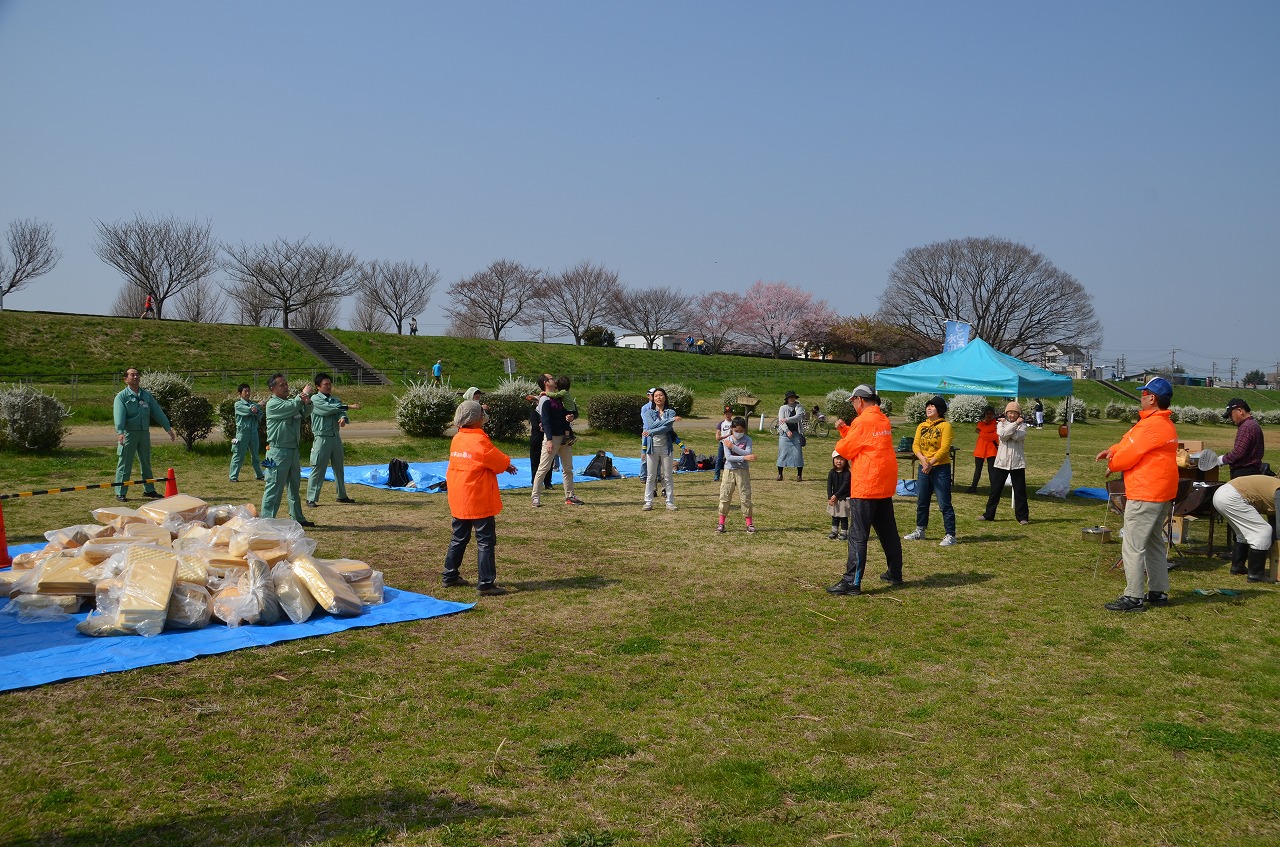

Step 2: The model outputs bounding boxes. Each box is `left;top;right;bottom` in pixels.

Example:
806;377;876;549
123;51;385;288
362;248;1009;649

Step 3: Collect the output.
287;329;390;385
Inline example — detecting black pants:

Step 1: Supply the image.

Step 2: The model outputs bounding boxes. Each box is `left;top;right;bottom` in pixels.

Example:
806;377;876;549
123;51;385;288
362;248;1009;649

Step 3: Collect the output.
983;467;1029;522
970;456;994;491
842;497;903;586
444;516;498;586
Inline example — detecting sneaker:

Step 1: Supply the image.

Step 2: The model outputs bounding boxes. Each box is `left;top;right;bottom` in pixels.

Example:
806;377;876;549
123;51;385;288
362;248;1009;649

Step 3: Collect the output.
903;527;925;541
336;497;356;504
642;503;653;511
746;523;756;533
442;574;470;587
1145;592;1169;605
939;535;957;547
838;531;848;541
827;530;839;540
1018;519;1030;526
827;581;861;595
299;519;317;528
230;478;239;483
665;503;678;511
115;494;127;502
143;491;164;499
1104;595;1145;612
565;495;585;506
531;497;541;508
879;571;903;585
306;500;318;508
713;475;721;482
716;524;725;534
477;583;508;597
976;515;991;521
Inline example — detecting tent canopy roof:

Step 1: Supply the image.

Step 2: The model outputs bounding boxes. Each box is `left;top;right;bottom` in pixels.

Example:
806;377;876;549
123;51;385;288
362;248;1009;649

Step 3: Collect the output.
875;338;1074;398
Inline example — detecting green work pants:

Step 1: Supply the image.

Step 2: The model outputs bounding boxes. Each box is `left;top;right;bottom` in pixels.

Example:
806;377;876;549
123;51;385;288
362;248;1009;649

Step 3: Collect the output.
114;431;159;497
307;435;347;501
261;446;306;523
229;430;263;481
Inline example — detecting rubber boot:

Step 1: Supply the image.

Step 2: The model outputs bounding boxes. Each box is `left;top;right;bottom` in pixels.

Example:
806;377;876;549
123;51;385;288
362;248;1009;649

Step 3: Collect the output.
1230;542;1249;575
1246;548;1271;582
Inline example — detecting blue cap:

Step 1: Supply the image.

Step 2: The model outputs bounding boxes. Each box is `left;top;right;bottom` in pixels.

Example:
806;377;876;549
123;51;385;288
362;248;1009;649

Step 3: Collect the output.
1140;377;1173;399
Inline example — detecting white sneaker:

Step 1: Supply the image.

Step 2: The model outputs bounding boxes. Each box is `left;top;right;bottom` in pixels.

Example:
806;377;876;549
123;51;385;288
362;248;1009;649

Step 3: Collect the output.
531;497;541;508
903;527;925;541
642;502;653;511
665;503;677;511
939;534;957;547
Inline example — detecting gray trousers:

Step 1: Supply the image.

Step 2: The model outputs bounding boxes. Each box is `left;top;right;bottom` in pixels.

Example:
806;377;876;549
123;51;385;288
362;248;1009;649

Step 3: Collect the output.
1121;499;1171;598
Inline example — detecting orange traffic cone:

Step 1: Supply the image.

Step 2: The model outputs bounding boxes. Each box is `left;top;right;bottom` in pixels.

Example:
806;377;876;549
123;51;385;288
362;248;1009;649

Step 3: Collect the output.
0;500;11;569
165;468;178;497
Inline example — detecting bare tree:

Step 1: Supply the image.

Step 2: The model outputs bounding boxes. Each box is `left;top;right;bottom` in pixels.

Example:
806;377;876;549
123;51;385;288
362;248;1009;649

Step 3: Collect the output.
446;305;486;338
737;280;833;358
222;238;358;330
0;219;61;311
349;288;391;333
531;260;622;345
223;278;280;327
610;285;689;349
445;259;541;340
93;215;217;319
171;281;227;323
687;290;743;353
292;294;343;329
356;260;439;334
110;282;148;318
877;236;1103;360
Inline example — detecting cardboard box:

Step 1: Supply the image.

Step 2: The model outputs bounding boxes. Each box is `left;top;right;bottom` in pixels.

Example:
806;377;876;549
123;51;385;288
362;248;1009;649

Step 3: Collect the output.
1179;440;1205;453
1168;515;1197;545
1178;466;1220;483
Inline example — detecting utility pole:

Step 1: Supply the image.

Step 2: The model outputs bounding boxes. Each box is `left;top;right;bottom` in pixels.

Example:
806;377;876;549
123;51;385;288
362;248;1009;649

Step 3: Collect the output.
1211;362;1217;385
1170;348;1178;373
1230;358;1238;385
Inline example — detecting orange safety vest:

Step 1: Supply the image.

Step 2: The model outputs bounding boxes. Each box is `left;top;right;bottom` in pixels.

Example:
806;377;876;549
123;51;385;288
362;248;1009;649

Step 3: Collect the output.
1107;408;1179;502
973;419;998;459
445;427;512;519
835;405;898;499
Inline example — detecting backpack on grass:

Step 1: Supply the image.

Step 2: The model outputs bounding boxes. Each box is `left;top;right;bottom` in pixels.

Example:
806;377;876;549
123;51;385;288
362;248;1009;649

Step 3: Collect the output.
387;458;412;488
583;451;614;479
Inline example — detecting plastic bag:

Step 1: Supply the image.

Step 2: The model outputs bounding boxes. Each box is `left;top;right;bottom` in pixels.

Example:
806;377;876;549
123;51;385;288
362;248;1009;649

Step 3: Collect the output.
271;561;317;624
350;571;385;605
166;583;212;629
44;524;113;549
1;594;81;622
243;555;283;625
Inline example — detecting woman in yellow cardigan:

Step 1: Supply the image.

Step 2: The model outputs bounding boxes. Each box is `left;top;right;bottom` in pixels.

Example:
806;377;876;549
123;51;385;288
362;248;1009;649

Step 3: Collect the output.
905;396;957;547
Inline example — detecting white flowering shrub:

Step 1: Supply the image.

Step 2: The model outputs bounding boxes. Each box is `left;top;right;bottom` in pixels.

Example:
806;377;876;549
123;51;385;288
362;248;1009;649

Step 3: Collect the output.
0;385;71;451
661;383;694;417
1053;397;1088;424
395;381;458;437
485;377;541;441
141;371;193;418
902;393;932;424
946;394;991;423
824;389;855;424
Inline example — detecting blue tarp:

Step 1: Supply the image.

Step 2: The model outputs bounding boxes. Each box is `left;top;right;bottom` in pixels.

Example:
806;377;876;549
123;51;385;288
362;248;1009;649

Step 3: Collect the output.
302;452;708;493
875;338;1074;398
1;542;471;692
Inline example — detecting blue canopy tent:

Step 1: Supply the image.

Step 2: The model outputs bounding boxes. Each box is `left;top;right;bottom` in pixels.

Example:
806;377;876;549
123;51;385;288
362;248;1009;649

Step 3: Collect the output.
875;338;1076;496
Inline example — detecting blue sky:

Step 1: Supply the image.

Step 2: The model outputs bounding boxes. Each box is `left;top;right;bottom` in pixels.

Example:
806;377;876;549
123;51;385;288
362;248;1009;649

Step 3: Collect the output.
1;1;1276;378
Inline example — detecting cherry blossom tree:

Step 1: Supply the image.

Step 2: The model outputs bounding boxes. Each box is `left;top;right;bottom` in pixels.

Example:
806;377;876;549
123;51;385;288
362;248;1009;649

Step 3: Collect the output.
738;280;834;359
686;290;743;353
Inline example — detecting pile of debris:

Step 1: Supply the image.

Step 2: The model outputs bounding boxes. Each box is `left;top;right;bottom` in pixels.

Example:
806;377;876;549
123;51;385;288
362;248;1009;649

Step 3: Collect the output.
1;494;383;636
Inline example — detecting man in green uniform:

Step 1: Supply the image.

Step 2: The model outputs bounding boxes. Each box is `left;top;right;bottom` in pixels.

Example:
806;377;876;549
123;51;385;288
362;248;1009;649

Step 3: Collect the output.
113;367;175;502
306;373;362;507
261;372;315;527
229;383;265;482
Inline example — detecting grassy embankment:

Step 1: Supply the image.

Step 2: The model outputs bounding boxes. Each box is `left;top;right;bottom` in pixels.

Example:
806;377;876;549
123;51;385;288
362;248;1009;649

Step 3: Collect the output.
2;312;1279;846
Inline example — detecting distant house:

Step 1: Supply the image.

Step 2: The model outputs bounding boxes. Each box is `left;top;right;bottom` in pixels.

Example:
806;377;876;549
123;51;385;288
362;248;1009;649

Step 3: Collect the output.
1039;343;1093;378
618;333;678;351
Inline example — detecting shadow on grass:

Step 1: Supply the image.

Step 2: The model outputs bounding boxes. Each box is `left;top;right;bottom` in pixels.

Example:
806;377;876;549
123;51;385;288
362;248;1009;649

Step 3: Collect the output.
8;787;514;847
898;570;996;589
509;574;619;592
306;523;421;533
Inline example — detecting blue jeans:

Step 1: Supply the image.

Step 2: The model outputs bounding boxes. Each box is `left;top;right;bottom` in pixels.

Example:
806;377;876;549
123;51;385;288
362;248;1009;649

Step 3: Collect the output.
444;516;498;586
915;463;956;536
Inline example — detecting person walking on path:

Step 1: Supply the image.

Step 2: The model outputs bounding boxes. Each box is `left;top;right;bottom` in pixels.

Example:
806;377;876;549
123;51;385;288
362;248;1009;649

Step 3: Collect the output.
306;373;362;507
442;400;519;597
431;359;443;385
776;390;806;481
904;396;958;546
409;316;418;336
139;294;154;319
1096;377;1179;611
1215;398;1265;478
261;373;315;527
229;383;264;482
980;401;1030;524
112;367;175;501
968;405;998;493
828;385;904;595
716;415;756;532
642;388;680;511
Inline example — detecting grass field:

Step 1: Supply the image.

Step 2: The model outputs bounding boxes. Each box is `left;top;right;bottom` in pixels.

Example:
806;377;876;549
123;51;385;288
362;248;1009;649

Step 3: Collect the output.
2;398;1279;845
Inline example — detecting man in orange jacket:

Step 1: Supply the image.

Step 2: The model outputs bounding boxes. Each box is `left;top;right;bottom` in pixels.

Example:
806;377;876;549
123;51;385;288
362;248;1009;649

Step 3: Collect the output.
828;384;904;595
443;401;518;596
1096;377;1179;611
